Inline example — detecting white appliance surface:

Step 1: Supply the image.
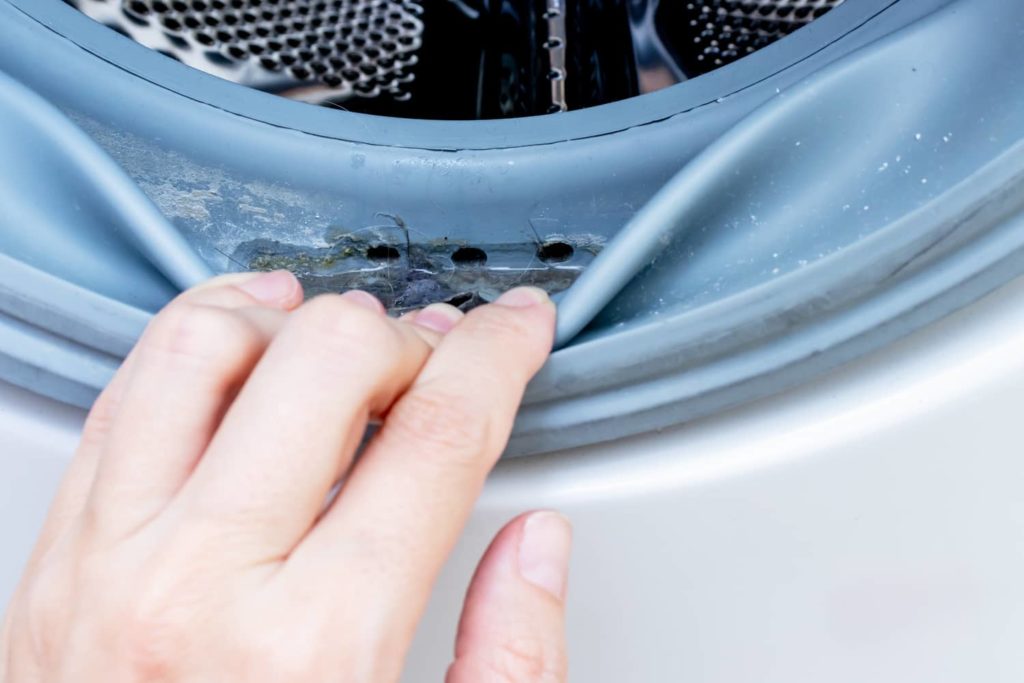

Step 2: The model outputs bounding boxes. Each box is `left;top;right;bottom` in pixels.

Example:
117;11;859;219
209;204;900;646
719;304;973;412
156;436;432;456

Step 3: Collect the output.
3;276;1024;682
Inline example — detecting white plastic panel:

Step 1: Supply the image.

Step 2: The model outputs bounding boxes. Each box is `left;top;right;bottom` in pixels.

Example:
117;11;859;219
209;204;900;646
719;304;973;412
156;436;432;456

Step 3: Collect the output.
0;381;83;606
410;274;1024;682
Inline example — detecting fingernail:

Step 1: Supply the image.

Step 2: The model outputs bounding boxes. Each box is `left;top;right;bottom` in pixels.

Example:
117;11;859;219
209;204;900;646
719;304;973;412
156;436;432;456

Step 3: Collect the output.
340;289;385;313
518;511;572;600
413;303;464;334
495;286;550;308
238;270;299;305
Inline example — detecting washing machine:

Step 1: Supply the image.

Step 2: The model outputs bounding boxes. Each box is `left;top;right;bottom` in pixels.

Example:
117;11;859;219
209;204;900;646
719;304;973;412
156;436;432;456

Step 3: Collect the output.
2;0;1024;680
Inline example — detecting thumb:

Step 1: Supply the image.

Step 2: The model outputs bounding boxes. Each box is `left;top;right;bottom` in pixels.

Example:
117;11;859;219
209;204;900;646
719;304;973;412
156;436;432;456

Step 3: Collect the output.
447;511;572;683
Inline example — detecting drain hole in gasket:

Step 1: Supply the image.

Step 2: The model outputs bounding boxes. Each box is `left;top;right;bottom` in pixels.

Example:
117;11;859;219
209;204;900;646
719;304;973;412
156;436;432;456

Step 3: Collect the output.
451;246;488;266
367;244;401;261
537;241;574;263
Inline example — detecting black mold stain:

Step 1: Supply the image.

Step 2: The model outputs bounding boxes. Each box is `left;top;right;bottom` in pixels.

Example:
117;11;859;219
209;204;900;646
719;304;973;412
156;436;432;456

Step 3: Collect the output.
237;232;598;312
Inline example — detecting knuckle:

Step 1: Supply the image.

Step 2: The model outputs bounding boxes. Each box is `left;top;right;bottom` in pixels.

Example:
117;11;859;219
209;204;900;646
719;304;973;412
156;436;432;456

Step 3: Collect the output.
117;570;200;680
239;619;329;681
385;384;494;466
248;642;321;681
143;303;262;368
457;635;566;683
493;635;567;683
21;573;69;658
25;557;190;680
120;604;189;680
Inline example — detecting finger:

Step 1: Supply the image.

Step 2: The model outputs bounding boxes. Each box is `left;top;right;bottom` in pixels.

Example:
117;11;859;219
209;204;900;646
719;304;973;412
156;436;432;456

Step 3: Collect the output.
353;306;464;425
86;271;302;539
187;270;305;308
20;347;139;573
364;303;465;426
447;511;572;683
410;302;465;335
77;271;299;481
175;290;444;560
399;303;465;347
293;287;555;629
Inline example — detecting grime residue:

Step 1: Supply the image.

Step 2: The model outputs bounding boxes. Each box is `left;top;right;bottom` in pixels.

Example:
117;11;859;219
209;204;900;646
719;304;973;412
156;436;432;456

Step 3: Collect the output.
237;230;601;312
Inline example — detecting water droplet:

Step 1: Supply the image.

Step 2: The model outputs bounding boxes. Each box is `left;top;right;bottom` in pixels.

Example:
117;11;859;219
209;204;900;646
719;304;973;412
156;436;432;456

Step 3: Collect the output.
877;162;889;172
914;133;922;141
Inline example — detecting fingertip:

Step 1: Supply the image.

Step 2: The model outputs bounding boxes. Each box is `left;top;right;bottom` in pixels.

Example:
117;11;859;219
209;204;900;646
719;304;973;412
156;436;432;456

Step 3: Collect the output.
517;511;573;601
449;510;571;683
413;303;464;335
339;289;386;314
237;270;304;309
494;286;551;308
188;270;304;309
484;287;558;353
465;510;573;606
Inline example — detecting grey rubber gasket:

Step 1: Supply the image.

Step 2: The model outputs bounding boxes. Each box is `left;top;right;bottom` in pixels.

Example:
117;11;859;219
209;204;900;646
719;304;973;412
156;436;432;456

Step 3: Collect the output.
516;144;1024;454
1;0;1022;457
0;0;941;282
0;63;211;300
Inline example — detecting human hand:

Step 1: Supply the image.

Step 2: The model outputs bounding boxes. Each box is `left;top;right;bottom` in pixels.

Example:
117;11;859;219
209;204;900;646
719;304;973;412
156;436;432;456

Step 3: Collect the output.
0;271;569;683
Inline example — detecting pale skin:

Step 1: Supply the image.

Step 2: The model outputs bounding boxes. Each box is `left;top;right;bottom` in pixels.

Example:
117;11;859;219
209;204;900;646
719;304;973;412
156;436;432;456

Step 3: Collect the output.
0;270;570;683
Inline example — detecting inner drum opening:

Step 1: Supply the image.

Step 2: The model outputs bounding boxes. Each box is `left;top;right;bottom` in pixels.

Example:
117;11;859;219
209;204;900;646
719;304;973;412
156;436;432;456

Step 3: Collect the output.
66;0;844;120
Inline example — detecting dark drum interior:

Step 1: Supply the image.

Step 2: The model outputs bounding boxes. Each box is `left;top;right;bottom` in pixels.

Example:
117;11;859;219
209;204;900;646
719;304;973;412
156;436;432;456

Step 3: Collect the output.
65;0;845;119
